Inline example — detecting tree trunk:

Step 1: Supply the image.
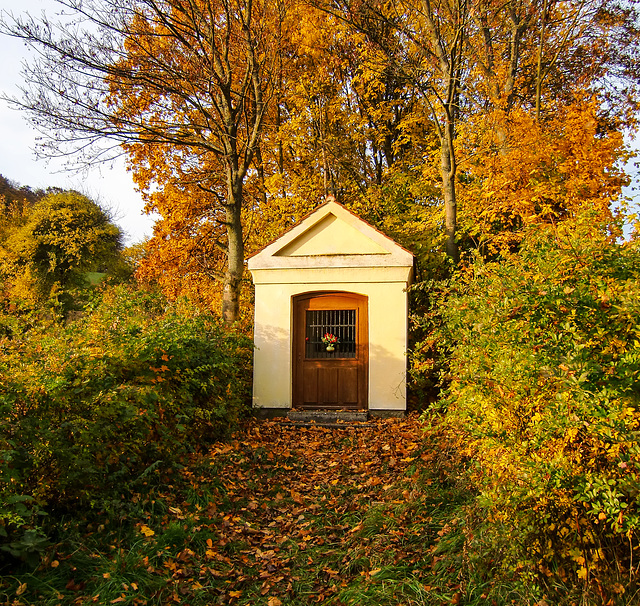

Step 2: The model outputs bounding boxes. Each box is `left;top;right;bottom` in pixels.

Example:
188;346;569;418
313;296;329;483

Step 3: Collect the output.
535;0;549;121
419;0;462;262
441;122;458;262
255;145;269;208
222;180;244;326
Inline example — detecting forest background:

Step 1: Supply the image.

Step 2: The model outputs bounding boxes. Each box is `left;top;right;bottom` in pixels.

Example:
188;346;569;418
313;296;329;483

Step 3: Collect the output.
2;0;640;604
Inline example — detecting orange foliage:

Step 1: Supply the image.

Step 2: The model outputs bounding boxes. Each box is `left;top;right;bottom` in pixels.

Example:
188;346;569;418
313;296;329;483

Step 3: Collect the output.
459;98;631;254
106;0;289;322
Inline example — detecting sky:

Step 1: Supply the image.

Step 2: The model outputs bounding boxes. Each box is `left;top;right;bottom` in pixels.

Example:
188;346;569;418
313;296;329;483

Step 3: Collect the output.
0;0;156;245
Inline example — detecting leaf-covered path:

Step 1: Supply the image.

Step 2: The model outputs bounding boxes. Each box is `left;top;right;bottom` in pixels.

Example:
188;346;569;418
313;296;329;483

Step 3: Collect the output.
6;415;469;606
136;415;466;605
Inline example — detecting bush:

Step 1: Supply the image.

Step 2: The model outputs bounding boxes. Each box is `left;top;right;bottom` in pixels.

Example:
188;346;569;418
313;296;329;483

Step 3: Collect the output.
437;214;640;600
0;285;252;563
407;278;454;410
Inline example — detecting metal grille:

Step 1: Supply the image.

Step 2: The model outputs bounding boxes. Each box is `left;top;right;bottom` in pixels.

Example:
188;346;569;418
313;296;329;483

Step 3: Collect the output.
305;309;356;359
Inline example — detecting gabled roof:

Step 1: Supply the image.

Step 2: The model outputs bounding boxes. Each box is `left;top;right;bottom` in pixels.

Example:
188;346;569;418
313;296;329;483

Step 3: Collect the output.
248;200;414;271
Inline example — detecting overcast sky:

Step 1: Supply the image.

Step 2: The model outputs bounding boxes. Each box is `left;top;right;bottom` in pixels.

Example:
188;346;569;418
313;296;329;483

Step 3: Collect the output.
0;0;156;245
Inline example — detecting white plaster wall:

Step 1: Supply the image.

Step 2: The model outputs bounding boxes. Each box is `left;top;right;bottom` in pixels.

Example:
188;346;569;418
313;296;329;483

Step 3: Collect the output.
252;282;294;409
251;267;411;411
367;281;408;411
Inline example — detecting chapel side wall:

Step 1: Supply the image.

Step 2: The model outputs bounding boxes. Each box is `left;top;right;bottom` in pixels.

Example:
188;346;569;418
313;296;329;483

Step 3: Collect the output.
252;283;292;409
367;281;408;411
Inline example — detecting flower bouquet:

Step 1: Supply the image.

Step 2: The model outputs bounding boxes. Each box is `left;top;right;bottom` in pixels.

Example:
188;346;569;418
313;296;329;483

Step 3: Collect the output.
321;333;338;352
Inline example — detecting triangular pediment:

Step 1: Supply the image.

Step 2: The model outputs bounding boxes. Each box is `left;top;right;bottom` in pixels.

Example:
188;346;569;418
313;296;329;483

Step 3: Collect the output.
274;213;388;257
248;200;414;271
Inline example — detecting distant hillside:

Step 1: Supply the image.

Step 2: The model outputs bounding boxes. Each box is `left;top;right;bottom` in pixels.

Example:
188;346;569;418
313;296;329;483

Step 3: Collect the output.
0;174;46;215
0;175;70;218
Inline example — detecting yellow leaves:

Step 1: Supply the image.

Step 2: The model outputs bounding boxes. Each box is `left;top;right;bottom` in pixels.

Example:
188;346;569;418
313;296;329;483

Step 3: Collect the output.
565;427;578;443
570;549;586;566
2;191;121;308
460;99;625;253
140;525;155;537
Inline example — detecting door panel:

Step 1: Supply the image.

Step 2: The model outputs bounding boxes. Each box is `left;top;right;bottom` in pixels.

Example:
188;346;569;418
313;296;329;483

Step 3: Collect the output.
318;367;338;404
293;292;368;410
338;367;358;404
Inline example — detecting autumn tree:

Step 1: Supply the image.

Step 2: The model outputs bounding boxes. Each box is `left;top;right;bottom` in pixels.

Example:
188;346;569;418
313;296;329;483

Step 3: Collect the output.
1;0;287;324
314;0;639;261
272;6;422;192
462;0;640;136
0;191;122;309
252;0;637;271
0;175;42;217
316;0;470;261
457;98;631;254
250;5;441;266
454;0;640;250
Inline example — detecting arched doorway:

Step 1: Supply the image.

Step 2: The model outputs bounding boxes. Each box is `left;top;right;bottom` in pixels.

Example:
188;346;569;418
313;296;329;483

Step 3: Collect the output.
292;292;368;409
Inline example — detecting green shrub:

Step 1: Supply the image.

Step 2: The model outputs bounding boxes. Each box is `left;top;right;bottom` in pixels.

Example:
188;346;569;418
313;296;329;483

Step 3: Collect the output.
407;278;454;409
0;284;252;564
436;213;640;600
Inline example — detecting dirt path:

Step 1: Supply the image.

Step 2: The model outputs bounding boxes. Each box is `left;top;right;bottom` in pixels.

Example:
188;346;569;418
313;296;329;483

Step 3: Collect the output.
153;415;463;605
14;415;464;606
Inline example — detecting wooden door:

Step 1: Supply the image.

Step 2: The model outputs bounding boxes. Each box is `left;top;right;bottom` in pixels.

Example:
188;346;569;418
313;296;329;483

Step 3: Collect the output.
293;292;368;409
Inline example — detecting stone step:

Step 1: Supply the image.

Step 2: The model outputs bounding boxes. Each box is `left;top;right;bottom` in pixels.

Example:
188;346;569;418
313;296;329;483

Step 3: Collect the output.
279;421;374;430
286;409;368;424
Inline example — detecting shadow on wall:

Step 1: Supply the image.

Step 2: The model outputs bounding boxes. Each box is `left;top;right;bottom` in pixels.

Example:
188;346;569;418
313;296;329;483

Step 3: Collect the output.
254;323;290;352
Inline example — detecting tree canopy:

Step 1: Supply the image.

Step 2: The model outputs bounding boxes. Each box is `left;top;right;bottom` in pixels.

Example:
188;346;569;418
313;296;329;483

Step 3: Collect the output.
0;190;122;311
2;0;286;323
2;0;639;312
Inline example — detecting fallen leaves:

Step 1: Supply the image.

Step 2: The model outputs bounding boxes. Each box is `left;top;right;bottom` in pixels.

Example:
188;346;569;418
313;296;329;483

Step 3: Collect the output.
5;414;466;605
146;414;438;602
140;525;155;537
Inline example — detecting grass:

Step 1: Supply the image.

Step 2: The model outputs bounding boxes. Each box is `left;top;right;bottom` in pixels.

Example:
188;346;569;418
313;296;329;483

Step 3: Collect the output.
0;415;553;606
84;272;107;286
